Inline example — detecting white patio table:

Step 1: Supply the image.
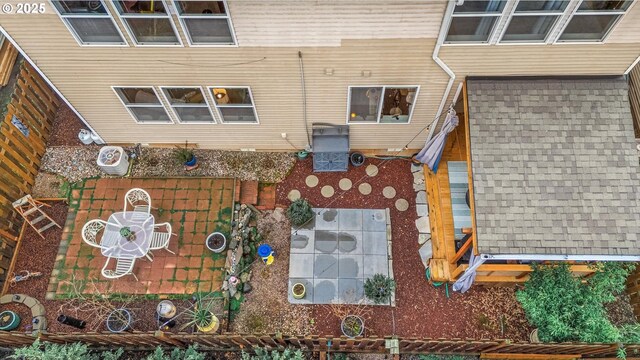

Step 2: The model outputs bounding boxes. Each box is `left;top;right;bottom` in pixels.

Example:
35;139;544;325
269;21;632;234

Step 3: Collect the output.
100;211;155;259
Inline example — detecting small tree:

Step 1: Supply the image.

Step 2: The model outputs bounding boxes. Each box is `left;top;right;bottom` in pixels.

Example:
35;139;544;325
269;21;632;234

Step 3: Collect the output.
516;262;635;343
286;198;314;227
364;274;396;304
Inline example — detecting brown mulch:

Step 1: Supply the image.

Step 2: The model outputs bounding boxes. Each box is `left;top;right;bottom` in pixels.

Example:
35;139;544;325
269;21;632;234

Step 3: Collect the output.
47;103;87;147
275;156;532;340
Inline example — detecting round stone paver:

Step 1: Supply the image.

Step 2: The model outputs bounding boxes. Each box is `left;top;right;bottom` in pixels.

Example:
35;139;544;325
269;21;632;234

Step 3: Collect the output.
339;178;352;191
321;185;335;198
288;189;301;201
365;164;379;177
395;198;409;212
358;183;372;195
383;186;396;199
305;175;319;188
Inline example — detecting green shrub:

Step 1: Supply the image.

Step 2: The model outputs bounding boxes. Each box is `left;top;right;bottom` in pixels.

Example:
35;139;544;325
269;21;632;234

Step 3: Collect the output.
241;348;304;360
286;198;314;226
144;345;205;360
516;262;635;343
364;273;396;304
10;339;123;360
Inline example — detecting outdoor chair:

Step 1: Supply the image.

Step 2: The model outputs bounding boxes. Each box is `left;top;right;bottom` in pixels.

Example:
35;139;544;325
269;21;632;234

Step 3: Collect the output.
101;256;138;281
146;222;175;260
81;219;110;249
124;188;152;217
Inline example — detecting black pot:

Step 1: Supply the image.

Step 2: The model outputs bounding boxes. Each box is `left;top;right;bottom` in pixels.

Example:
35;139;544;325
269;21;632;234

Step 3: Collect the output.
350;152;365;167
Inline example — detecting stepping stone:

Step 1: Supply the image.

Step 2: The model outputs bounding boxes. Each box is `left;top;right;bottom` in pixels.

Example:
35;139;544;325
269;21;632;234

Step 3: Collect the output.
338;178;352;191
288;189;301;201
411;163;422;173
305;175;319;188
365;164;379;177
416;191;427;204
415;215;430;232
321;185;335;198
395;198;409;212
382;186;396;199
358;183;372;195
413;171;425;185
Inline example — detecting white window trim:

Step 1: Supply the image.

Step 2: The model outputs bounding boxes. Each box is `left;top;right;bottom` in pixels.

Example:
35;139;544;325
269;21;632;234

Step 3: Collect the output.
112;86;174;124
443;0;511;45
207;86;260;125
554;0;633;44
346;85;420;125
496;0;567;44
112;0;183;47
159;86;217;124
173;0;238;47
49;0;128;47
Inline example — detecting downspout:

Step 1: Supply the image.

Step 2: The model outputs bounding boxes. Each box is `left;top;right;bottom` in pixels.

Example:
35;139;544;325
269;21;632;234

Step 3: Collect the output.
426;0;458;143
298;51;312;151
0;26;105;144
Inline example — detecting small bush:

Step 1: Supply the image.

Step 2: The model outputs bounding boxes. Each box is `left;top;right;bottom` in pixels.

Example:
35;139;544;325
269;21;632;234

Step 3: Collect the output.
10;339;123;360
144;345;205;360
287;198;314;226
241;348;304;360
364;273;396;304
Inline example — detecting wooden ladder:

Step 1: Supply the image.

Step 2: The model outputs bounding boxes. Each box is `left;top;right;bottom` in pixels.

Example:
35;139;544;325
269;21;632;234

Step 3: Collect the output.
12;195;61;238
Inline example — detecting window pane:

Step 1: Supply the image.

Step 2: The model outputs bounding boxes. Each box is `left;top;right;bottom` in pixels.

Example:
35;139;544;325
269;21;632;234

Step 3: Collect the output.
453;0;506;13
502;15;558;42
515;0;568;12
174;107;214;122
212;88;253;105
218;107;257;123
183;18;234;44
124;18;179;44
348;87;382;123
175;1;226;15
129;107;171;123
114;0;167;14
379;87;416;124
578;0;632;11
446;17;498;42
558;14;619;41
66;18;125;44
116;88;160;105
164;88;206;104
53;0;108;14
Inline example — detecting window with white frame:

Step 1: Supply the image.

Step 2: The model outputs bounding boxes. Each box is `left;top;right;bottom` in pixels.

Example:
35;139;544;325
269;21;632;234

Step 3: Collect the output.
174;1;236;45
501;0;569;42
210;87;258;123
114;87;172;123
50;0;126;45
160;87;216;123
558;0;633;41
112;0;180;45
348;86;418;124
445;0;507;43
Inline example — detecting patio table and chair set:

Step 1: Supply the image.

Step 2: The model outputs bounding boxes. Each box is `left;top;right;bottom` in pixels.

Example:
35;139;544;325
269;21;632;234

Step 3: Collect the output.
81;188;175;281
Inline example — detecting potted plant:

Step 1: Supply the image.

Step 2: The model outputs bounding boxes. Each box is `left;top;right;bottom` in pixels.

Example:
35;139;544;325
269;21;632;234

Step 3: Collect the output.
105;308;132;333
296;150;309;160
205;232;227;253
181;294;220;333
175;141;198;170
119;227;136;241
364;274;396;304
341;315;364;338
286;198;314;226
292;283;306;299
350;151;365;167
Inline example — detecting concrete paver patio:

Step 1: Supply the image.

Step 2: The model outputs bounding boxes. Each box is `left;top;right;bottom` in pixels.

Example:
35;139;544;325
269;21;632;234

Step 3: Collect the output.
48;177;234;299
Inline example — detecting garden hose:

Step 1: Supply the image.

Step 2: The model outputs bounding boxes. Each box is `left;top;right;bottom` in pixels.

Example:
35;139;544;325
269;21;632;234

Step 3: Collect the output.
425;267;450;298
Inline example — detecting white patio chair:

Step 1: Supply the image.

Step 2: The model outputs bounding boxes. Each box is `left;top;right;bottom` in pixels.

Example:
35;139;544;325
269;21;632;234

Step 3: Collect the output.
101;256;138;281
124;188;151;217
146;222;175;260
81;219;109;249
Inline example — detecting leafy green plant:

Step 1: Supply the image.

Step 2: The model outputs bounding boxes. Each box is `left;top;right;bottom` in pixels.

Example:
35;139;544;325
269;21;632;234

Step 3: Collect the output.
286;198;314;226
364;273;396;304
516;262;635;343
174;141;195;164
620;324;640;343
144;345;205;360
10;339;123;360
241;348;304;360
418;355;470;360
180;293;219;331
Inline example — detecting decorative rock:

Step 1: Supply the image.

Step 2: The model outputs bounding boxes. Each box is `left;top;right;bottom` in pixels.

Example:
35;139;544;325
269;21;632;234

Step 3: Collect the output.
234;292;242;300
418;233;431;245
416;204;428;217
272;207;285;222
242;282;253;293
358;183;372;195
382;186;396;199
288;189;301;201
240;272;251;283
415;216;430;232
305;175;319;188
365;164;379;177
321;185;335;198
413;171;425;185
416;191;427;204
413;182;425;192
338;178;352;191
411;163;422;173
419;240;433;268
395;198;409;212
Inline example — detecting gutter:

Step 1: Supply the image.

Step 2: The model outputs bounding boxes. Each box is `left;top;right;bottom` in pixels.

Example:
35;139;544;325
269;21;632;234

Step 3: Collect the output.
0;26;105;144
426;0;457;143
481;254;640;262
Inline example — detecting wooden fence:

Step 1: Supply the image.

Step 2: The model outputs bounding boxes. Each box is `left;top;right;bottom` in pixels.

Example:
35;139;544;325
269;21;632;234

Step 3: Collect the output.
0;44;59;284
627;266;640;317
0;332;636;358
629;60;640;138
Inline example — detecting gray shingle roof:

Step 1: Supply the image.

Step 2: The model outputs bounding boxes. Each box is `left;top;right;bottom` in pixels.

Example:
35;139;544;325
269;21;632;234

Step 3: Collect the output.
467;78;640;256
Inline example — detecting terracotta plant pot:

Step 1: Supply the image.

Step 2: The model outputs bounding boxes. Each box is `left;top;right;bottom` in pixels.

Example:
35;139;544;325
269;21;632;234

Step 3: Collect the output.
292;283;306;299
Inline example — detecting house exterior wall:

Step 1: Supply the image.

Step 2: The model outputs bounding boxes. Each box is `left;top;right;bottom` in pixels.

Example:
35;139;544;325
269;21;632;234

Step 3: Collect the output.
1;0;639;150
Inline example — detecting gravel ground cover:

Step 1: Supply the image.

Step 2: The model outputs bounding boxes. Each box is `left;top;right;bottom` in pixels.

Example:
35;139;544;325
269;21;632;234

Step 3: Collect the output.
47;103;87;147
275;157;531;340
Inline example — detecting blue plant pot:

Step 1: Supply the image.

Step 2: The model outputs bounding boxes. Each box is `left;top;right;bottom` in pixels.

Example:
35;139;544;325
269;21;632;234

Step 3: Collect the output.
184;155;197;167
